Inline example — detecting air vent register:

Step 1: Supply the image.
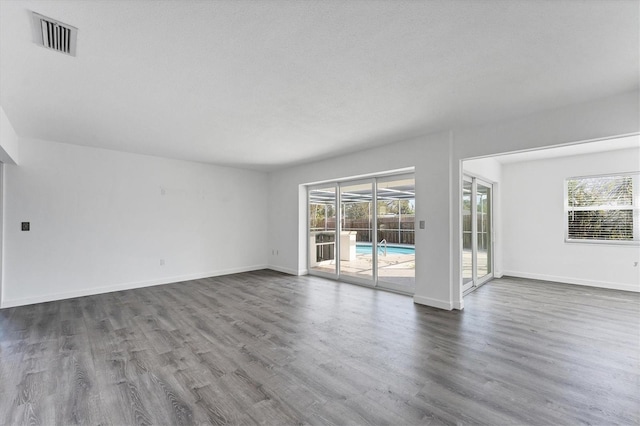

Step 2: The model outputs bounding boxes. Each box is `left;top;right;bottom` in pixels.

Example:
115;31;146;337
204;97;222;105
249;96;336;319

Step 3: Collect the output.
31;12;77;56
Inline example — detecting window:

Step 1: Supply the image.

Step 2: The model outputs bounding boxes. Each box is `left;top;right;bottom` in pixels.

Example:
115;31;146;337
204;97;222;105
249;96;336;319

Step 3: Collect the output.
566;173;639;244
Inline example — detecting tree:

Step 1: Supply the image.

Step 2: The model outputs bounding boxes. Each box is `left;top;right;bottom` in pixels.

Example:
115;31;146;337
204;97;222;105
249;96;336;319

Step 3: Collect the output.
568;176;633;240
309;203;335;230
377;199;415;215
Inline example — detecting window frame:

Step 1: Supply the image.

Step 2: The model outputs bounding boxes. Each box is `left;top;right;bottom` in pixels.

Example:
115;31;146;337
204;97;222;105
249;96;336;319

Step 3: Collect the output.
564;171;640;246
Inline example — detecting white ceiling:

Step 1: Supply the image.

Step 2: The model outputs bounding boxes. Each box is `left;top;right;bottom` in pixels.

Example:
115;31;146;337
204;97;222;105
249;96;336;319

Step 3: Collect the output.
1;1;638;171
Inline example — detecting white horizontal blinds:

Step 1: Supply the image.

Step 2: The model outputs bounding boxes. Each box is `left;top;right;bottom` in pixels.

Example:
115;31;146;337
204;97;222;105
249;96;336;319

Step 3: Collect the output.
568;176;633;208
567;174;637;241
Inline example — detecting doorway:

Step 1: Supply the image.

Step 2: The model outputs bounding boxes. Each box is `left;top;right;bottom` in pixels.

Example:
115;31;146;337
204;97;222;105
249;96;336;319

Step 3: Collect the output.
308;172;415;294
462;175;493;293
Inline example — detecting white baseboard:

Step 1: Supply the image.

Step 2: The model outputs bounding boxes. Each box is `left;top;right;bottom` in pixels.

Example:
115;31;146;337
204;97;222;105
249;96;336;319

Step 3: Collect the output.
452;299;464;310
267;265;305;276
0;264;268;309
501;270;639;293
413;295;453;310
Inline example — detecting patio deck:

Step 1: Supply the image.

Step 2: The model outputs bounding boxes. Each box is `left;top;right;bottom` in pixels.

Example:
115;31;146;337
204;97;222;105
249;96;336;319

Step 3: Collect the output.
310;252;415;288
312;249;490;290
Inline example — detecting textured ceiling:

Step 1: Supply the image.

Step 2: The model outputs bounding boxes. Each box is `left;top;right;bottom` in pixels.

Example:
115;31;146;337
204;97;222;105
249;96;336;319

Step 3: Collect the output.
1;0;638;170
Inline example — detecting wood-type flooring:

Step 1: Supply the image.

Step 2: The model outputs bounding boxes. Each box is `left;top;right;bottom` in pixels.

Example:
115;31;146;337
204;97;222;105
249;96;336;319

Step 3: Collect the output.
0;270;638;425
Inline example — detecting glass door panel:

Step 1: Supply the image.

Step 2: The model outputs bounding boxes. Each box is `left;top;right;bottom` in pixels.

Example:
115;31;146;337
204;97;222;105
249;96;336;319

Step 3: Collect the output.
376;176;415;291
309;186;336;275
462;179;473;288
476;182;492;281
340;181;374;283
462;176;493;293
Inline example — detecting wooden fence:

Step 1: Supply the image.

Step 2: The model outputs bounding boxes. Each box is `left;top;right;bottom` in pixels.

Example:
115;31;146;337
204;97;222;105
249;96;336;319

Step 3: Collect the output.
311;216;415;245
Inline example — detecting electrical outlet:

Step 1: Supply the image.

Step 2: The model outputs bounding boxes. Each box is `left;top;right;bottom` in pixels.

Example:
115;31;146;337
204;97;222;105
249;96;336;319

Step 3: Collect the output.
160;259;165;266
21;222;30;231
419;220;425;229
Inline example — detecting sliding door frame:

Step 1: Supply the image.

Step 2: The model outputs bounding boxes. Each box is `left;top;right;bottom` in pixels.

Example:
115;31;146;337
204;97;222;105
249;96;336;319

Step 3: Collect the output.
339;178;376;288
307;183;339;281
375;173;416;294
462;174;494;295
307;171;415;295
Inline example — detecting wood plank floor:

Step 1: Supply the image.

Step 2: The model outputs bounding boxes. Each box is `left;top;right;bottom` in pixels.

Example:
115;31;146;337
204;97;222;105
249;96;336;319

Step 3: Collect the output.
1;271;638;425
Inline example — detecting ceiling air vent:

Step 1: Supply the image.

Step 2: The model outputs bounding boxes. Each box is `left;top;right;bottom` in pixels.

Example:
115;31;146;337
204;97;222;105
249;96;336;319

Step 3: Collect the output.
31;12;78;56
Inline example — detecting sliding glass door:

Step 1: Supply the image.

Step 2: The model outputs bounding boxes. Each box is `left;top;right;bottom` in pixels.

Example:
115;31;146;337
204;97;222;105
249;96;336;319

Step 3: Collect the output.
462;176;493;293
309;186;337;275
308;173;415;294
340;180;374;284
462;178;473;286
377;176;415;293
476;181;492;283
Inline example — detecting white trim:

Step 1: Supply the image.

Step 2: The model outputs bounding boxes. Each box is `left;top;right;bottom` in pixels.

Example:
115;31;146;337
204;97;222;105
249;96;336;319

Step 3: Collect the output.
502;271;639;293
304;167;415;187
413;295;453;310
0;264;268;309
452;299;464;310
268;265;305;276
461;132;640;163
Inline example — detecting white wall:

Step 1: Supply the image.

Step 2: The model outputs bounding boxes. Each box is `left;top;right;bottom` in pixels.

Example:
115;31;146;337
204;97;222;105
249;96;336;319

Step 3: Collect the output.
463;157;501;183
501;148;640;291
2;91;637;310
0;104;19;308
0;106;19;164
450;90;640;306
2;138;268;307
269;90;639;310
267;131;459;309
463;157;503;278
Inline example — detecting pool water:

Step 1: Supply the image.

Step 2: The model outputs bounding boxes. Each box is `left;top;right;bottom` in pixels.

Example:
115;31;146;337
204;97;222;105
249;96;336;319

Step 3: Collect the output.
356;244;415;255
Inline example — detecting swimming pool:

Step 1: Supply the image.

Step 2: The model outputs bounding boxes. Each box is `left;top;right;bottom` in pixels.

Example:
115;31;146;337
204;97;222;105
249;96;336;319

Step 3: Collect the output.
356;243;415;255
